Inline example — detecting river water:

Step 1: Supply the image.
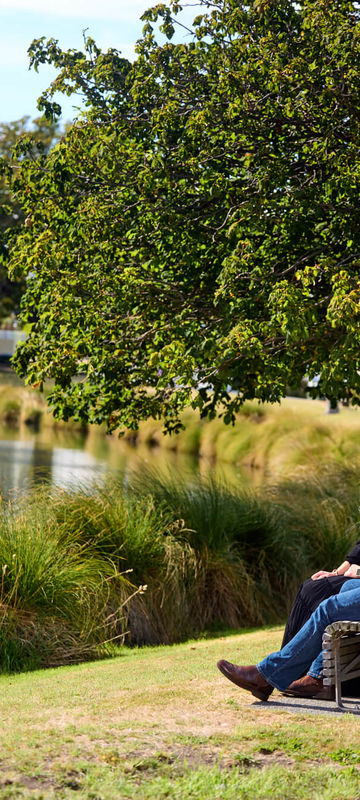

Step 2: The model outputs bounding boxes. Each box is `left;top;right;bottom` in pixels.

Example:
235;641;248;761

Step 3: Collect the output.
0;422;258;499
0;367;260;496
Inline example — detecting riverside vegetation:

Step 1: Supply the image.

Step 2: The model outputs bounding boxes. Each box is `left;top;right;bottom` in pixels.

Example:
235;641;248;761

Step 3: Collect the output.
1;462;360;672
3;386;360;472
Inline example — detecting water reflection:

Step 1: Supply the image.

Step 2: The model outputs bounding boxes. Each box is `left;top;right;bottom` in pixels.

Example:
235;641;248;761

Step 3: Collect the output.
0;437;104;497
0;422;259;499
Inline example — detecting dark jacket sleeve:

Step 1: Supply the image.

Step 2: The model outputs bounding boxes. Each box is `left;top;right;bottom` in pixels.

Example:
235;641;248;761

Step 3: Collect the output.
346;541;360;564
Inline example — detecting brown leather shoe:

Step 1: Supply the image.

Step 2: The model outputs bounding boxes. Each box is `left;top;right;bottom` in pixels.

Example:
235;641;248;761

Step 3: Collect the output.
283;675;335;701
217;660;273;701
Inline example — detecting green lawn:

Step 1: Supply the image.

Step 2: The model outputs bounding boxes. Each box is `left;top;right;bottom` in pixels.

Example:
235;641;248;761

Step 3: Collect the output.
1;626;360;798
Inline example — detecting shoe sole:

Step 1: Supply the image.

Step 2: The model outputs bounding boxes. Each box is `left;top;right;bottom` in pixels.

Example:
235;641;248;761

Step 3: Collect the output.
282;689;335;701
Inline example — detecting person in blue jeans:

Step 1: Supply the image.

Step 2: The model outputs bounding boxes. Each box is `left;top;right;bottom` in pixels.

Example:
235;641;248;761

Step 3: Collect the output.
217;579;360;701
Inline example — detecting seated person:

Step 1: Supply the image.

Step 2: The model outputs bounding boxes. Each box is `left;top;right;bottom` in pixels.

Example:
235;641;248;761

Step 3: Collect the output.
283;539;360;647
217;578;360;701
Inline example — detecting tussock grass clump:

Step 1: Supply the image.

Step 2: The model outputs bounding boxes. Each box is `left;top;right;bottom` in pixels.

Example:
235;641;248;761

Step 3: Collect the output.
0;399;21;426
129;471;309;628
0;494;132;672
19;480;272;644
48;487;187;644
0;385;44;428
127;464;360;635
46;485;209;644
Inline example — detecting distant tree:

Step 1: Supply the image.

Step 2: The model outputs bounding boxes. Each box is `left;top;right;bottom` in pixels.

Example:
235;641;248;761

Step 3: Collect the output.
6;0;360;430
0;116;60;322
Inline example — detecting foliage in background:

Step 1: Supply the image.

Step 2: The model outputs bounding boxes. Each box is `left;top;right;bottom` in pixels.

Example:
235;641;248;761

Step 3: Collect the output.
0;116;60;322
4;0;360;430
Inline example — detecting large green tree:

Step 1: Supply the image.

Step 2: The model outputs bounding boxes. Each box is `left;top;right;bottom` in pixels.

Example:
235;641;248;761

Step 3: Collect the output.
5;0;360;430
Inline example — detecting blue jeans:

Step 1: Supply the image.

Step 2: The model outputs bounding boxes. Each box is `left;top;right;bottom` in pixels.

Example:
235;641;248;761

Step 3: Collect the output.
257;579;360;691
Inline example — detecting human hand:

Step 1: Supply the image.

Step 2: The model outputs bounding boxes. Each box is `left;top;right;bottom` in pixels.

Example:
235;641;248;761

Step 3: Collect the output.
344;564;360;578
311;570;335;581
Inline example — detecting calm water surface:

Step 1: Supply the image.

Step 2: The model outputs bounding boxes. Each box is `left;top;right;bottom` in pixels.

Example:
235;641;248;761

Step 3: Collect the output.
0;366;261;495
0;423;259;498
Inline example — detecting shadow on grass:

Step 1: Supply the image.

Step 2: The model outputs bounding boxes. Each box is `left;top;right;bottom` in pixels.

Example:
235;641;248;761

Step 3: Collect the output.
194;622;286;641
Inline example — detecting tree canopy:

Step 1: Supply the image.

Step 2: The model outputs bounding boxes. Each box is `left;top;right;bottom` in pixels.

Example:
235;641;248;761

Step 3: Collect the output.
5;0;360;430
0;116;59;322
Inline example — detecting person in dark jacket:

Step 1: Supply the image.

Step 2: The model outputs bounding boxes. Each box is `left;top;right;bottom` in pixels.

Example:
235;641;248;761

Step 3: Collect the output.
282;540;360;647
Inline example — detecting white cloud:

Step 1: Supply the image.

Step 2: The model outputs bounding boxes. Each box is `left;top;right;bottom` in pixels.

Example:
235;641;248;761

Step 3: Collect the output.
0;0;163;21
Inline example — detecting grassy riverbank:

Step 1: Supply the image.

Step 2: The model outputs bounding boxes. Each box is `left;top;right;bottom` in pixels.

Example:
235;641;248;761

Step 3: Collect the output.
1;463;359;670
134;397;360;473
2;380;360;474
2;627;360;799
0;381;86;432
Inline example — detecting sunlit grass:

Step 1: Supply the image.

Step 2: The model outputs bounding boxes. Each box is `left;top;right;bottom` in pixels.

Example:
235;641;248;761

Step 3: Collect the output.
1;627;360;798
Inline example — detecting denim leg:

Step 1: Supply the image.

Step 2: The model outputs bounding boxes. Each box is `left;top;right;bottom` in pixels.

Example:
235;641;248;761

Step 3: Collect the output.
338;579;360;594
307;579;360;678
257;585;360;691
307;652;323;678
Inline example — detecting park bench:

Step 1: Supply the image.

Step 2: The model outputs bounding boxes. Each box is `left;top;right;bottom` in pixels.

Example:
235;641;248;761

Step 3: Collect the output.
322;621;360;708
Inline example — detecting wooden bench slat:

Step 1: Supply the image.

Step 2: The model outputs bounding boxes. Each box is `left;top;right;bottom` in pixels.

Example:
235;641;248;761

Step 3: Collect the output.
323;664;360;678
324;668;360;684
323;621;360;638
323;642;360;659
322;621;360;707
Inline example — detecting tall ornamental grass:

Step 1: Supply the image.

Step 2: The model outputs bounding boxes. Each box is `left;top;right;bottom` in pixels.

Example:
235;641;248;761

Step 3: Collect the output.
0;497;133;672
1;461;360;669
129;471;308;629
38;464;360;645
126;464;360;639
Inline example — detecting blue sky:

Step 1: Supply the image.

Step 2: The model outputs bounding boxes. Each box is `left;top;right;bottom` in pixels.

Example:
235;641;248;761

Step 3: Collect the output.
0;0;196;125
